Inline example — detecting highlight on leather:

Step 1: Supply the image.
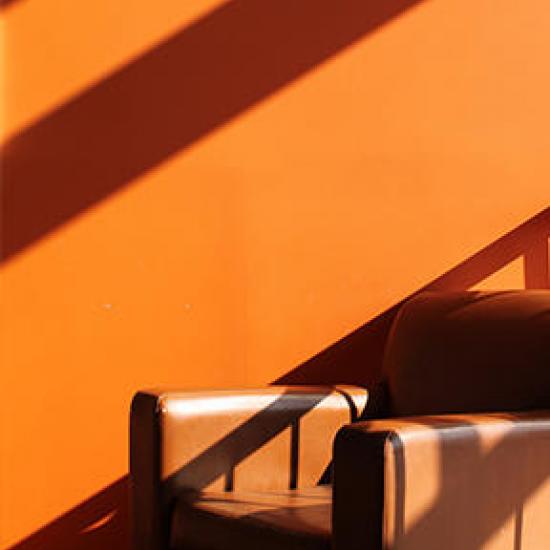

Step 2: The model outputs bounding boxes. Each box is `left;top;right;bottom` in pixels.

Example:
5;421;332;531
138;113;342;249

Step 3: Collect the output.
334;411;550;550
130;385;367;550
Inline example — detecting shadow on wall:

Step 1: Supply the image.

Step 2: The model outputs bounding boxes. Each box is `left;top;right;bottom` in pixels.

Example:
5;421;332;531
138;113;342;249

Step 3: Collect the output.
8;208;549;549
277;207;550;387
6;479;129;550
1;0;423;263
0;0;20;10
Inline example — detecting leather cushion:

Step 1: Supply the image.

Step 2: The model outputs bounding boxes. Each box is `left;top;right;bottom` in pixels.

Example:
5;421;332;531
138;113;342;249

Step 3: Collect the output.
333;411;550;550
170;485;331;550
384;291;550;416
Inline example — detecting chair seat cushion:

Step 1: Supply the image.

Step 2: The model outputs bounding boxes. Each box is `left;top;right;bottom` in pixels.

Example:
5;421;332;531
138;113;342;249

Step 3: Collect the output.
170;485;332;550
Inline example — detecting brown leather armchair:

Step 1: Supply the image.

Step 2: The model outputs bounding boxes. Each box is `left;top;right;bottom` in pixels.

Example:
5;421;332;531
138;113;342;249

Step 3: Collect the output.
130;291;550;549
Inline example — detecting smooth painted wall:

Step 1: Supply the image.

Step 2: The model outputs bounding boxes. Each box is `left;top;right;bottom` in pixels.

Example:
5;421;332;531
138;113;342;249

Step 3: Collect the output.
1;0;549;548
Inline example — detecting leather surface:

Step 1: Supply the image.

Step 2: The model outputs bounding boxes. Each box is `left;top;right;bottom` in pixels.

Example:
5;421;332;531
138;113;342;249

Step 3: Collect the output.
333;411;550;550
384;291;550;416
158;385;367;492
170;486;331;550
130;385;367;550
131;291;550;549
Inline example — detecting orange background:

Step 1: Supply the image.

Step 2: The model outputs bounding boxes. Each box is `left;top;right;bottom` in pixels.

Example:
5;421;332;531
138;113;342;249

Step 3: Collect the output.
1;0;549;548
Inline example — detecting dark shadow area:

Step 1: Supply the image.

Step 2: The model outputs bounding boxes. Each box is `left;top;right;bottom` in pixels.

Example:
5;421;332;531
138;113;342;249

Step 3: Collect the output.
277;207;550;387
1;0;423;262
7;477;129;550
0;0;22;10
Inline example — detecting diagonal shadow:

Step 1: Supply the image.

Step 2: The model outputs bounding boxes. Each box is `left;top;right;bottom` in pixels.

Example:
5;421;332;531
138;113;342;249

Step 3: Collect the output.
1;0;424;262
0;0;22;10
5;478;129;550
7;207;549;550
163;389;333;494
277;207;550;388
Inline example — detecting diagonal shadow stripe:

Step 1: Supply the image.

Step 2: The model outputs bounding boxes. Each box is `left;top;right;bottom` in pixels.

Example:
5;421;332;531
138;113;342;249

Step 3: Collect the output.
5;477;129;550
0;0;22;10
163;389;331;493
1;0;424;262
277;207;550;387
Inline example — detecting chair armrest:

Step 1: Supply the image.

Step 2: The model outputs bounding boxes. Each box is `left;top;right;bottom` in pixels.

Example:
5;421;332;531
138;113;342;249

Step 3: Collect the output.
130;385;367;550
333;410;550;550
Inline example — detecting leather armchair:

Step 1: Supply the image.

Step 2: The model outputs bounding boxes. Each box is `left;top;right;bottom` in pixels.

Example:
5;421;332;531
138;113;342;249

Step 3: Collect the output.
130;290;550;549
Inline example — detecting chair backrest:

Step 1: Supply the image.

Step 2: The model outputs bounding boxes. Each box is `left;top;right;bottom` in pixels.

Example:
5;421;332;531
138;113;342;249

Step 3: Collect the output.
383;291;550;416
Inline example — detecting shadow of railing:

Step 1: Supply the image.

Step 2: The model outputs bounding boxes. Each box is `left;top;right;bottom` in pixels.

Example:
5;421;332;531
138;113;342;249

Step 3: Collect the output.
277;207;550;387
8;207;549;549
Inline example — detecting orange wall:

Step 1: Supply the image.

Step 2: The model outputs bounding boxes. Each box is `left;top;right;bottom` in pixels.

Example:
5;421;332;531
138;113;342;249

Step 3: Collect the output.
1;0;549;548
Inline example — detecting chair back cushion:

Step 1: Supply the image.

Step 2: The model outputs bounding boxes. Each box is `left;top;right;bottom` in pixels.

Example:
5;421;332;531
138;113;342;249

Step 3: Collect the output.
384;291;550;416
